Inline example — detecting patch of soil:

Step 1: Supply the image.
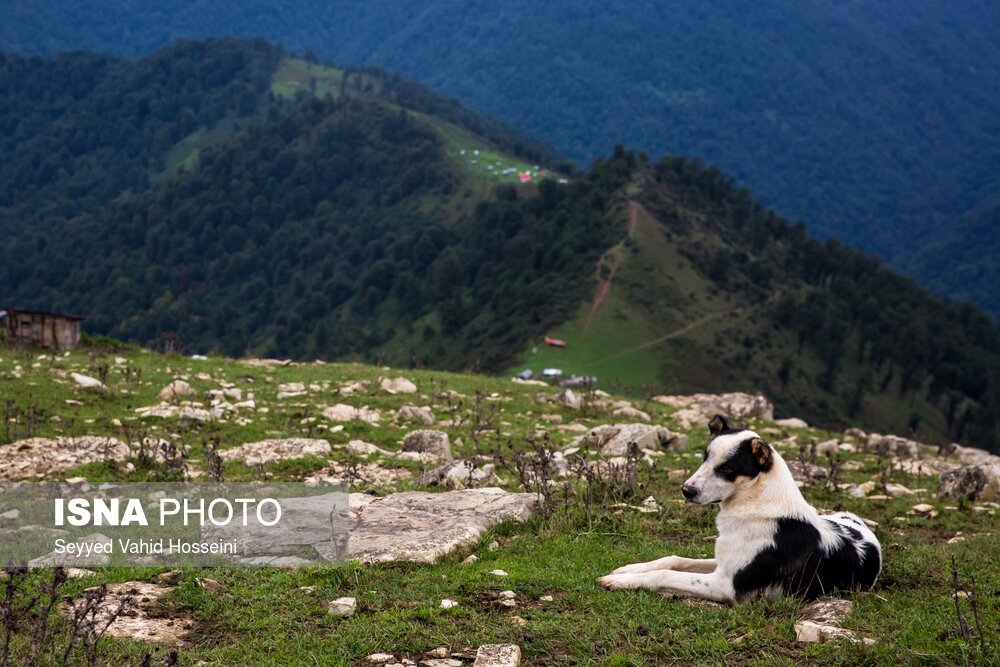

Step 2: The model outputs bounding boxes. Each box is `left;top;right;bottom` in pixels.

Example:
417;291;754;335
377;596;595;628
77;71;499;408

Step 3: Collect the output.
61;581;199;648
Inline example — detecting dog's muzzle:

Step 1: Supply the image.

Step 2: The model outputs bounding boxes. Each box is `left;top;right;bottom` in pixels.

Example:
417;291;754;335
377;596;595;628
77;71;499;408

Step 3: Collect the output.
681;484;698;502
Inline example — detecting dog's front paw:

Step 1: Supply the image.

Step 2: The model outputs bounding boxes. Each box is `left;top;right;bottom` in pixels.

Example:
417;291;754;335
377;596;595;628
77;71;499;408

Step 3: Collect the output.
598;574;632;590
609;561;651;575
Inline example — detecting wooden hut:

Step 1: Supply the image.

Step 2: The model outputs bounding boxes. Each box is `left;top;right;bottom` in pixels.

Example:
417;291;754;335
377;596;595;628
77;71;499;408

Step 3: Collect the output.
1;308;85;349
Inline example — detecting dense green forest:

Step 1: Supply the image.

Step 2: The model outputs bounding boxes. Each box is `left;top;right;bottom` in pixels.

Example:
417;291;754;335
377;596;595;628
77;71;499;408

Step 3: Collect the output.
2;40;999;451
4;1;1000;315
640;154;1000;451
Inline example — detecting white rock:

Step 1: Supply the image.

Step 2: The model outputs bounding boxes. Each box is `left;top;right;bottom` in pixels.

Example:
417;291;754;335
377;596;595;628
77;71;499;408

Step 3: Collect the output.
368;654;396;664
323;404;381;423
219;438;332;465
553;389;582;410
402;430;452;463
439;599;459;609
380;377;418;394
346;440;392;457
938;463;1000;502
774;417;809;429
71;373;105;392
328;597;356;617
343;489;539;564
490;569;508;577
473;644;521;667
397;404;435;425
158;379;196;400
612;405;651;421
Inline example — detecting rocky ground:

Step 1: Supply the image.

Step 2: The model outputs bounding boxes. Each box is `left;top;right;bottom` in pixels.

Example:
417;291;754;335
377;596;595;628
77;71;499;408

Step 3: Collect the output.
0;344;998;665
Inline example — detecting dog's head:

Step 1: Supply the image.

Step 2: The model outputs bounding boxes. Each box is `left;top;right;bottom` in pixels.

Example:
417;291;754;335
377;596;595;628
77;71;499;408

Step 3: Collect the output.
681;415;774;505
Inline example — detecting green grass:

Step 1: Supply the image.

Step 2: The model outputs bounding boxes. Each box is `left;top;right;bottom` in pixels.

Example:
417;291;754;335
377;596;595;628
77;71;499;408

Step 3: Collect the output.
0;341;997;665
270;58;384;100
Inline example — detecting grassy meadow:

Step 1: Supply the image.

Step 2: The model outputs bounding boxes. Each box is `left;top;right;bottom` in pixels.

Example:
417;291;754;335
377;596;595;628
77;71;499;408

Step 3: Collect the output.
0;339;996;665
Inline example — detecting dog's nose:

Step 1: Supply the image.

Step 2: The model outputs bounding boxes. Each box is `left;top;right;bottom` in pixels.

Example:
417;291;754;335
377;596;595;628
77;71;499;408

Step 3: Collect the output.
681;484;698;501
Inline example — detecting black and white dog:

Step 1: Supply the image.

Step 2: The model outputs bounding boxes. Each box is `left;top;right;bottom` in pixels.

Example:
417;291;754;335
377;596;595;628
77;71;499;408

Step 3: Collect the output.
599;415;881;602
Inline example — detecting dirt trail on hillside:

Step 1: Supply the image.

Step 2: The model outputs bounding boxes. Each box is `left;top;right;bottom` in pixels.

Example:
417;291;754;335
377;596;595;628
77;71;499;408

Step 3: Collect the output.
583;201;641;331
573;308;743;371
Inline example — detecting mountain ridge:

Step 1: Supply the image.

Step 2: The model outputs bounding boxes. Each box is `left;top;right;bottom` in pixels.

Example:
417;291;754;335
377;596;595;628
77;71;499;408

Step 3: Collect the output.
1;40;999;452
4;1;1000;314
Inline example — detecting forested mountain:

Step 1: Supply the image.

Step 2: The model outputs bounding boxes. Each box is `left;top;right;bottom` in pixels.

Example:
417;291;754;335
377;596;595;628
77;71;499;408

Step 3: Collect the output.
3;1;1000;315
2;40;999;452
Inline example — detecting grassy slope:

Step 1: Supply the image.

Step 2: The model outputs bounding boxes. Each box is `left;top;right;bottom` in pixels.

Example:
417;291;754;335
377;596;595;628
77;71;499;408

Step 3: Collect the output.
510;180;963;445
0;340;997;665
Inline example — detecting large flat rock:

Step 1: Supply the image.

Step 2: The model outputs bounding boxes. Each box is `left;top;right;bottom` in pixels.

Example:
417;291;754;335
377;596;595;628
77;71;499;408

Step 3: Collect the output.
343;488;539;564
217;438;331;465
0;436;129;480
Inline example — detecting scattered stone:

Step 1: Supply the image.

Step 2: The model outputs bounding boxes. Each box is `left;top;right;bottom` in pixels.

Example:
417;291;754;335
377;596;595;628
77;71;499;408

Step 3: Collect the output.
419;461;495;489
539;414;563;424
380;377;418;394
866;434;922;459
938;463;1000;502
328;597;357;617
846;485;867;499
553;388;582;410
895;459;961;476
323;404;381;423
344;489;538;564
440;599;459;609
463;554;479;564
218;438;331;465
499;590;516;599
911;503;935;514
346;440;392;457
398;404;435;425
569;423;686;456
0;508;20;521
802;598;853;624
653;392;773;421
368;654;397;664
539;595;553;602
71;373;105;392
158;379;196;401
402;430;453;463
794;620;859;644
62;581;193;646
508;616;528;627
884;483;915;497
277;383;307;399
612;405;651;421
815;439;841;457
774;417;809;429
421;659;462;667
490;569;508;577
950;444;1000;466
1;436;129;480
785;460;828;483
430;647;450;658
473;644;521;667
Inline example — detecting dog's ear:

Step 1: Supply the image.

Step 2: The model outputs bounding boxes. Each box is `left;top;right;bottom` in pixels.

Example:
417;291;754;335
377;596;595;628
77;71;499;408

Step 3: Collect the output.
708;414;730;436
750;437;773;472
